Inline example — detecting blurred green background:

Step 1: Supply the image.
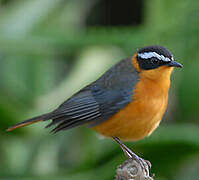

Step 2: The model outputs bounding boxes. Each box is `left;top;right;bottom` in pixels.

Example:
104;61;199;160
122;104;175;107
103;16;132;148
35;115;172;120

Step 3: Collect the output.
0;0;199;179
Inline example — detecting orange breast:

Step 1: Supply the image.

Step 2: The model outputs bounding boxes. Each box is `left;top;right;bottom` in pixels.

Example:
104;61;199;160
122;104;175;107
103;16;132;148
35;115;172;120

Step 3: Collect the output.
93;64;173;141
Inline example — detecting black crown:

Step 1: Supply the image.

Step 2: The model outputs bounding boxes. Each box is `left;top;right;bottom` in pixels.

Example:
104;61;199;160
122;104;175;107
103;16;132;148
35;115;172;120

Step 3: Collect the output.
138;45;172;59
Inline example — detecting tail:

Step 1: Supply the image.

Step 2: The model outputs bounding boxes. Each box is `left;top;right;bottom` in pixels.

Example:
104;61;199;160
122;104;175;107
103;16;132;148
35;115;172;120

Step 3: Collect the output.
7;112;52;132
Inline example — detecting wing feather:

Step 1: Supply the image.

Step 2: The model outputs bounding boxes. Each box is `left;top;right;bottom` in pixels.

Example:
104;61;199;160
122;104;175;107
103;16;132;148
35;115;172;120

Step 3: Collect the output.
45;89;101;132
51;112;101;133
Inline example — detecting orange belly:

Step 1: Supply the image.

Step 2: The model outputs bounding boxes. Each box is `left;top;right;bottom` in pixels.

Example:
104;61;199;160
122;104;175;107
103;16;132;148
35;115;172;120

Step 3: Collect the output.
93;73;170;141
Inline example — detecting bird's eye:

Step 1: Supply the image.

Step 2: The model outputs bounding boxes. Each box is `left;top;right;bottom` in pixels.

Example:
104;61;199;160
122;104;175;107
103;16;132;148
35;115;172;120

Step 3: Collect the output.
150;58;159;64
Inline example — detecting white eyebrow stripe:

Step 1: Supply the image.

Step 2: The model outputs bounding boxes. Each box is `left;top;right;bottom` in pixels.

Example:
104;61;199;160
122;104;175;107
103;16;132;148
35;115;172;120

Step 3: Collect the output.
137;52;171;62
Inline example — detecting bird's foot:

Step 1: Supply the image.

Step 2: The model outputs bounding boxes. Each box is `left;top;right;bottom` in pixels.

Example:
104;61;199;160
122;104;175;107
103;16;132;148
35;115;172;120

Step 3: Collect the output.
113;137;151;176
133;156;151;176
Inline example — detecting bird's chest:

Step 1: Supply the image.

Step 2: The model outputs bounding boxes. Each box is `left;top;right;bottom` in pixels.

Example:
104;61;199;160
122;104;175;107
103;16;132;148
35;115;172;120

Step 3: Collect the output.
119;90;168;141
93;78;169;141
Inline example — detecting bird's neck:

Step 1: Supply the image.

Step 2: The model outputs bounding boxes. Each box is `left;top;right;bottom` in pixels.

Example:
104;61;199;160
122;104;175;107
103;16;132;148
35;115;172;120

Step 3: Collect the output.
140;66;173;92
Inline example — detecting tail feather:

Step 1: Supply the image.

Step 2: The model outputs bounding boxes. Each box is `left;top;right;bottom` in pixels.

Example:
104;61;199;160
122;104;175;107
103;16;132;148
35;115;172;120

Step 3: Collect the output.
7;112;52;131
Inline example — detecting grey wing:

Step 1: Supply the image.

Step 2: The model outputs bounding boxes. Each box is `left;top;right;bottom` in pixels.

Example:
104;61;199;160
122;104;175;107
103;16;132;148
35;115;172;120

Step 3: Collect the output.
46;58;138;132
46;88;101;133
46;86;133;133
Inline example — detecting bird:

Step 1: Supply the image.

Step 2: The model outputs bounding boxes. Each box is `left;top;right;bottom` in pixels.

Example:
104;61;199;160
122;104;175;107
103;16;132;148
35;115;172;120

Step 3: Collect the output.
7;45;182;169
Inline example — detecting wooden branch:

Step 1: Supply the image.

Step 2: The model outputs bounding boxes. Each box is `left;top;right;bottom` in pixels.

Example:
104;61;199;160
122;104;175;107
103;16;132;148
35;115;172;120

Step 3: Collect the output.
115;158;154;180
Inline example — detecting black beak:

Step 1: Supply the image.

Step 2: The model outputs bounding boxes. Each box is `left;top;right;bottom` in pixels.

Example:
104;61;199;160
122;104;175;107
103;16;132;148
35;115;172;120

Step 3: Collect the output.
168;61;183;68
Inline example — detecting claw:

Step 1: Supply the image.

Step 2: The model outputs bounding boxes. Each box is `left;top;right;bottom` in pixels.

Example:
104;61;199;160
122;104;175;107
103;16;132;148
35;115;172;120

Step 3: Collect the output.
113;137;151;175
145;159;152;169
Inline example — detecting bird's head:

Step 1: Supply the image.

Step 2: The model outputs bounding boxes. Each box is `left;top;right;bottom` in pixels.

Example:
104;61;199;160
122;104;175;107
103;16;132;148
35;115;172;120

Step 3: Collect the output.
132;45;183;80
